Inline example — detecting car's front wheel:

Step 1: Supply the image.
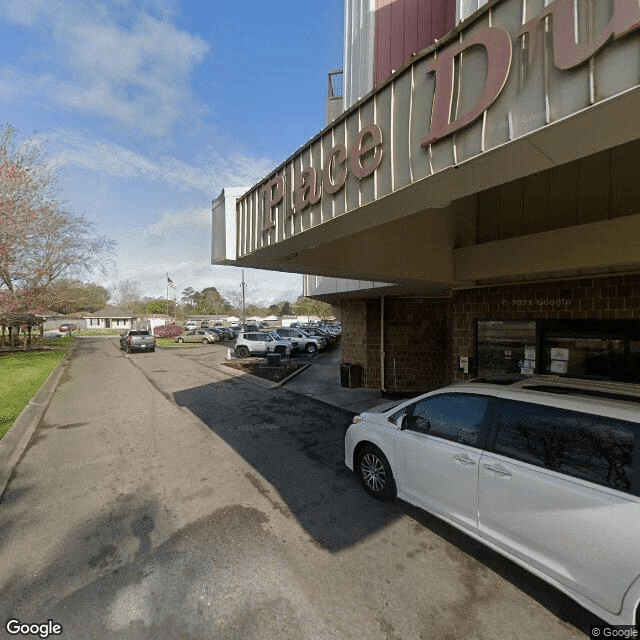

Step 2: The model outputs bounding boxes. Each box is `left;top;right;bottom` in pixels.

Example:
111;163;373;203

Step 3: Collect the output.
357;444;395;500
236;345;249;358
202;338;209;344
305;342;318;354
177;338;185;343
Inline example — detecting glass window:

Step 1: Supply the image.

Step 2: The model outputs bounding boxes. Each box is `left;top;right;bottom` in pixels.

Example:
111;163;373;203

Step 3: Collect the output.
477;321;536;378
407;394;490;447
544;336;626;378
494;400;635;494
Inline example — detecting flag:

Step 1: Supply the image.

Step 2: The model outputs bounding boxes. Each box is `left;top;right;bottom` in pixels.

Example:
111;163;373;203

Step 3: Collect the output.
167;275;176;289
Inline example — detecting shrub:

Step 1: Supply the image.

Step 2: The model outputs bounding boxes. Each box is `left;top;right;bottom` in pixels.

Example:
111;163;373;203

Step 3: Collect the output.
153;324;183;338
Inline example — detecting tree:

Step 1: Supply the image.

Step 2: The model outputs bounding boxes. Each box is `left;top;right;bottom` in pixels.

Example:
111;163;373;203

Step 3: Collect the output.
293;296;333;318
194;286;230;315
223;288;244;316
0;125;116;313
145;298;170;315
48;279;109;314
280;301;293;316
111;279;141;315
181;287;196;306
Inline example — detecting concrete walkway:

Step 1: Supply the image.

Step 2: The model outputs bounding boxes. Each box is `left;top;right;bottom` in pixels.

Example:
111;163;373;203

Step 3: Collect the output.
282;348;384;414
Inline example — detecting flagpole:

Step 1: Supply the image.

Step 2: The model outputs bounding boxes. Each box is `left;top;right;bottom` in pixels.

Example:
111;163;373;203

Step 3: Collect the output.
166;272;169;317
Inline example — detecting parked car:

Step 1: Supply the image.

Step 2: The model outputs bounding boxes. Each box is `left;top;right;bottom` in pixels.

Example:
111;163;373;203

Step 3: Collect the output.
58;324;78;333
234;332;293;358
206;327;228;340
200;321;210;328
119;329;156;353
345;374;640;626
273;327;326;354
175;329;219;344
185;320;198;330
303;327;339;346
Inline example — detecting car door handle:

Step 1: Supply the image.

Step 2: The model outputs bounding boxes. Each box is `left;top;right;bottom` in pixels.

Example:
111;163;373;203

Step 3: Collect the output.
453;453;476;466
483;464;512;478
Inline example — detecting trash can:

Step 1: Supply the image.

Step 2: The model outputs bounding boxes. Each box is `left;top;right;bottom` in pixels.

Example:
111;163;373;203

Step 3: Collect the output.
266;353;282;367
340;363;362;388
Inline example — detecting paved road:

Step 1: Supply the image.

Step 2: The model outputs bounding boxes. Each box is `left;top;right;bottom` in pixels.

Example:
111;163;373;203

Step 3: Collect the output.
0;338;596;639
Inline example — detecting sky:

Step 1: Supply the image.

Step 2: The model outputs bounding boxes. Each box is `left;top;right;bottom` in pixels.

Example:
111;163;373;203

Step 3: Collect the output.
0;0;344;305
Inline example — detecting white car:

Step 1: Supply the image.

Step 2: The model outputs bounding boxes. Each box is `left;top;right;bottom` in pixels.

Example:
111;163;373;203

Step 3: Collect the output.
273;327;326;354
345;375;640;626
234;332;293;358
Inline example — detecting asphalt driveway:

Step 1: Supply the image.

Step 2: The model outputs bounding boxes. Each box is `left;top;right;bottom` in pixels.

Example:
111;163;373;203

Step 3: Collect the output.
0;338;595;639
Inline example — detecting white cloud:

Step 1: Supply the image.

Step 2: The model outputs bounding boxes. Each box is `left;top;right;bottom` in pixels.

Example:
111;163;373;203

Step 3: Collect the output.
142;206;209;238
0;0;209;135
48;129;274;193
105;255;303;305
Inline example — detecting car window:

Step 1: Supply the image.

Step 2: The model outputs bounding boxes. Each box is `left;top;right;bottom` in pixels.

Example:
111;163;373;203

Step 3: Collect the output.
407;393;490;447
493;400;636;494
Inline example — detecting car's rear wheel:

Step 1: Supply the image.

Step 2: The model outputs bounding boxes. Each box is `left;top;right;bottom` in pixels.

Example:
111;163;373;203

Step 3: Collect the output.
177;338;185;343
357;444;395;500
236;345;249;358
202;338;209;344
305;342;317;354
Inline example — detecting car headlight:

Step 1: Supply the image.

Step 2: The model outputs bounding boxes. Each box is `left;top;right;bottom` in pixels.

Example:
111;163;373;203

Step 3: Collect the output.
352;415;362;424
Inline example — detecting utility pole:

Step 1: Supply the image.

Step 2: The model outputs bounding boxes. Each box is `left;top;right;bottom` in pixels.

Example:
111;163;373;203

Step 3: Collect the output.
241;270;247;325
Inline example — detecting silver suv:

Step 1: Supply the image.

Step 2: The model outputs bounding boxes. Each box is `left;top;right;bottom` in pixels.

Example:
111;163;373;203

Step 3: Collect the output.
234;332;292;358
345;375;640;625
273;327;326;354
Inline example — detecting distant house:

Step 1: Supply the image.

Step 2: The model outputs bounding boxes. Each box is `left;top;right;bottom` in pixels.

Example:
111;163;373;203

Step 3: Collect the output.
134;314;171;331
83;306;135;330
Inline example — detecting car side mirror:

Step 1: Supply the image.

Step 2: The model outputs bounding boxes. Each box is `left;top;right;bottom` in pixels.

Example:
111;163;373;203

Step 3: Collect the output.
406;415;430;433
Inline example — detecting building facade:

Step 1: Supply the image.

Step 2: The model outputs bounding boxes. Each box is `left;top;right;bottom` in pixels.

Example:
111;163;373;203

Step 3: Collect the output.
212;0;640;392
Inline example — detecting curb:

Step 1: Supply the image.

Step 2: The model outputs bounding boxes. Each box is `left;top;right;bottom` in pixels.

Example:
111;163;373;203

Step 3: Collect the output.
210;360;311;390
275;363;311;388
0;340;78;498
211;361;279;389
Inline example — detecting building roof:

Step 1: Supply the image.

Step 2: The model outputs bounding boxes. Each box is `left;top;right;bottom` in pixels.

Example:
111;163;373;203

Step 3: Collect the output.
83;306;134;319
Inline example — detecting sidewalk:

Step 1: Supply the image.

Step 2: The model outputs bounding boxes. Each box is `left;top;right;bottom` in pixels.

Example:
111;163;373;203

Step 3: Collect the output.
281;348;384;414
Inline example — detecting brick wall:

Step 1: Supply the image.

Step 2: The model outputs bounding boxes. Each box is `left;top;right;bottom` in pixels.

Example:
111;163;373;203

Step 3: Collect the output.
341;297;450;390
340;298;367;371
451;273;640;382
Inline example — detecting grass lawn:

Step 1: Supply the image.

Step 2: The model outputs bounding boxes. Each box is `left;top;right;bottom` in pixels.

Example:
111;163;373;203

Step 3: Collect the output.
0;337;73;439
75;328;123;336
156;337;211;349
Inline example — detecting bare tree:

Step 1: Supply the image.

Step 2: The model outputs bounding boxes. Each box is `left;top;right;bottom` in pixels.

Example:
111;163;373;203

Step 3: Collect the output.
223;288;244;315
110;279;141;315
0;125;116;312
